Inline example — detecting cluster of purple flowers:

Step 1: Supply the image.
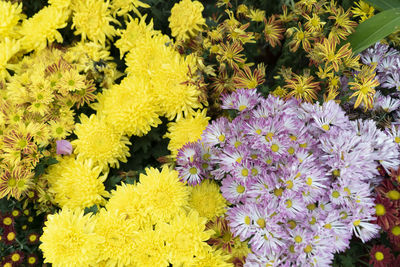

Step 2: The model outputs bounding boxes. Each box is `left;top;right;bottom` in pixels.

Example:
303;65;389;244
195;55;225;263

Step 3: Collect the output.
176;89;400;266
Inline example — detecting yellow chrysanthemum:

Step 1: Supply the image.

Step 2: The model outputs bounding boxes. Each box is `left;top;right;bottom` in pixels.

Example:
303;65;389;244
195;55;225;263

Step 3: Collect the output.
49;0;72;9
124;34;202;120
0;38;20;81
71;0;118;44
131;228;169;266
0;1;25;39
44;155;109;209
188;179;227;221
111;0;150;17
95;76;162;137
169;0;206;41
136;166;190;224
19;6;69;52
72;114;131;171
115;15;159;56
40;209;103;267
94;209;139;266
164;109;209;158
158;210;214;265
106;183;151;228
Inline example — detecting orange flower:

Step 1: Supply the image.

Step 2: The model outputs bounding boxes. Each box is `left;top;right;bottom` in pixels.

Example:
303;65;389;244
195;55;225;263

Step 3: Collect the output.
217;41;245;68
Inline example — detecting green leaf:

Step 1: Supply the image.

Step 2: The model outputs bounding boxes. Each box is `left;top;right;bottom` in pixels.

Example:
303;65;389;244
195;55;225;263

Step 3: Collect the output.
365;0;400;10
346;8;400;54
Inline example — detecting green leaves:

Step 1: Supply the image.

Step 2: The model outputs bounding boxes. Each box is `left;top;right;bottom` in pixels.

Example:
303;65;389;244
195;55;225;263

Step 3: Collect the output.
365;0;400;10
346;8;400;54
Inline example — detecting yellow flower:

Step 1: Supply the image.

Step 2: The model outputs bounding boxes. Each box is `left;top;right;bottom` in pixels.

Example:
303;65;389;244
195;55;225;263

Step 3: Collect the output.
44;155;109;209
115;14;158;55
71;0;118;44
94;209;139;266
40;209;103;267
106;183;151;228
0;165;34;200
136;166;190;224
349;64;379;110
284;74;320;102
72;114;131;171
312;37;352;72
248;8;265;22
19;6;69;52
164;109;209;158
169;0;206;41
0;1;25;39
352;0;375;22
188;179;227;221
131;228;169;266
95;76;162;136
158;210;214;265
110;0;150;17
48;119;72;140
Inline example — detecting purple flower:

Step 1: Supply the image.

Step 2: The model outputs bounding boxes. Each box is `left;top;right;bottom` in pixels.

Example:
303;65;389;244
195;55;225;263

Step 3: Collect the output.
56;140;72;155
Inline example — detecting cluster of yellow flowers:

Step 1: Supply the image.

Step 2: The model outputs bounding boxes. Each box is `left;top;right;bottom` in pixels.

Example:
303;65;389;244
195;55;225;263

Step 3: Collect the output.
0;46;106;201
270;0;379;109
40;167;235;266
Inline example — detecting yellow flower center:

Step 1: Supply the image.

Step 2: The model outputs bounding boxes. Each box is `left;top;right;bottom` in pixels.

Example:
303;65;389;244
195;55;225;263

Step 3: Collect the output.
309;217;316;225
271;144;279;152
3;217;12;225
289;245;295;253
375;204;386;216
256;218;266;228
29;234;37;242
201;163;209;169
375;252;384;261
297;31;305;40
307;203;316;210
255;129;262;135
286;180;293;189
12;210;19;217
286;199;293;208
218;135;225;142
236;185;245;193
251;168;258;176
288;220;297;229
56;127;64;135
238;105;247;111
265;132;274;141
332;169;340;177
189;167;198;175
395;136;400;143
28;257;36;264
332;191;340;198
304;245;313;253
234;141;242;148
241;168;249;177
324;223;332;229
387;190;400;200
11;253;20;262
274;188;283;197
322;124;330;131
353;219;361;226
7;232;15;241
294;235;302;243
391;226;400;236
288;147;295;154
7;178;16;187
244;215;251;225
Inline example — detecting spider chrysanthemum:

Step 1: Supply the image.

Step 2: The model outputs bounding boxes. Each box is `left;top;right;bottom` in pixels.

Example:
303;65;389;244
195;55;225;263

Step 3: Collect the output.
169;0;206;41
72;114;131;171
